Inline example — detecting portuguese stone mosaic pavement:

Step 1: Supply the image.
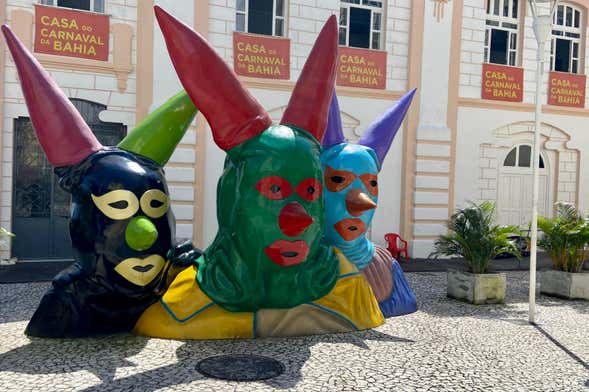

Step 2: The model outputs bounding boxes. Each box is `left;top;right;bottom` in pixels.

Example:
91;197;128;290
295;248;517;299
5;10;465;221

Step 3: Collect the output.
0;271;587;391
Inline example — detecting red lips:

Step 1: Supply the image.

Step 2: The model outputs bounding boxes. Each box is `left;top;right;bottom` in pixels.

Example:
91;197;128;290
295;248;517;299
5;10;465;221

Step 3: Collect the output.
334;218;367;241
265;240;310;267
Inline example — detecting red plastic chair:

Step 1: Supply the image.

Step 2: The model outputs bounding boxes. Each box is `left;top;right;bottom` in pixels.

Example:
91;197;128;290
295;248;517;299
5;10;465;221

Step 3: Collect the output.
384;233;408;262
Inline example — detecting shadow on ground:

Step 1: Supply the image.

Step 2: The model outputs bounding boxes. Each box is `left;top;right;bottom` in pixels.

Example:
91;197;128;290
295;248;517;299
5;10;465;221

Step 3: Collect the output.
0;335;149;383
0;330;413;390
0;282;49;323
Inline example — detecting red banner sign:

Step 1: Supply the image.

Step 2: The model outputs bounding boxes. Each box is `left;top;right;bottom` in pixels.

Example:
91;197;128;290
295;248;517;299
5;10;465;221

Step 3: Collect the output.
481;63;523;102
34;5;109;61
233;32;290;80
548;71;586;108
337;47;387;90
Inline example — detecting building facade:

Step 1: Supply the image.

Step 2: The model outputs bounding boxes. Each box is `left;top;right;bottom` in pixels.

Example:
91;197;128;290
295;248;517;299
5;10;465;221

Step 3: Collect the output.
1;0;588;262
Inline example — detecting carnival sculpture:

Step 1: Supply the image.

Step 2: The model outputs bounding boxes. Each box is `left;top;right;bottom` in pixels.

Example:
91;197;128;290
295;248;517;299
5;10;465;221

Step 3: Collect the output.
322;91;418;317
1;25;200;338
3;3;419;339
133;7;384;339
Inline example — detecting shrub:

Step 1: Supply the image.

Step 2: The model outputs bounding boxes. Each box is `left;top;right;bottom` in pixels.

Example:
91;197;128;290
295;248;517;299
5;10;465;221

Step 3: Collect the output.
429;201;521;274
538;202;589;273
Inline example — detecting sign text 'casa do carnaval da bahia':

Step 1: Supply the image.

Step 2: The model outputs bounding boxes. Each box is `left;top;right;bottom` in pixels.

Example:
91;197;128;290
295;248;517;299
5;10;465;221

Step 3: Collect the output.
548;71;586;108
337;47;387;90
481;63;523;102
233;32;290;80
34;4;109;61
232;33;387;90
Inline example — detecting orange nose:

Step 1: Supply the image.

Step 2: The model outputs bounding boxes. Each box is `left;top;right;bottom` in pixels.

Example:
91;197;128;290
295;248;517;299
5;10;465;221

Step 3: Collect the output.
278;202;314;236
346;188;377;216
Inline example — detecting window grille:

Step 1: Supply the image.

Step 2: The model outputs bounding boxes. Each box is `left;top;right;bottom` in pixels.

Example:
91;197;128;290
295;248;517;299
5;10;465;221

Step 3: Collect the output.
339;0;384;50
40;0;105;13
550;4;582;74
484;0;519;66
236;0;286;37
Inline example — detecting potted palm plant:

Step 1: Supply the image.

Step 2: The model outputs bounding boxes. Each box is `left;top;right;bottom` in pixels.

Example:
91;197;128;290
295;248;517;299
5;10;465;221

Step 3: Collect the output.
430;201;521;304
538;202;589;300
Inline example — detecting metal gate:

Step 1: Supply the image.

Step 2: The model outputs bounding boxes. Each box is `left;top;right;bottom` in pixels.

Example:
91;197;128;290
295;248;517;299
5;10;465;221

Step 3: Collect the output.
11;99;126;260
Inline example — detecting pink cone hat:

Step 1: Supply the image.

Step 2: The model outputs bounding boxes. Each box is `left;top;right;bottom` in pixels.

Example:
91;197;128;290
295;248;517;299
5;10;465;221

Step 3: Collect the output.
280;15;338;143
2;25;102;166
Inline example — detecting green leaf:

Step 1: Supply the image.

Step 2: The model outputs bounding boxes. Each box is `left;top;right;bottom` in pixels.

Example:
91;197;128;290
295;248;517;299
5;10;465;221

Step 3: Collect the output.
538;202;589;271
429;201;521;273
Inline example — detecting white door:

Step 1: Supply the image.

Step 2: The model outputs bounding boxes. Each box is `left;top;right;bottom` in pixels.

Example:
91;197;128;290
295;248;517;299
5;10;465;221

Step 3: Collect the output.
497;145;549;227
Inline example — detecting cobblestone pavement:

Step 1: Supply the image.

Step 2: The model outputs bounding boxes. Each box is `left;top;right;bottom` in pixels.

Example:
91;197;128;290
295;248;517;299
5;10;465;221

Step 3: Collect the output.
0;272;587;391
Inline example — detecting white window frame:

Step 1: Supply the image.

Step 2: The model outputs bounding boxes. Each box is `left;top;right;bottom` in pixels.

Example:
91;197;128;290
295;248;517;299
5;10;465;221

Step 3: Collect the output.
339;0;384;51
235;0;286;37
502;144;546;170
40;0;105;13
550;3;583;74
484;0;520;66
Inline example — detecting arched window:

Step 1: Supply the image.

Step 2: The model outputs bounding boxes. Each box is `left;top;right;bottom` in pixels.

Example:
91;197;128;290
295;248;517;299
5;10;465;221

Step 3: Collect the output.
339;0;384;50
40;0;105;13
484;0;520;66
236;0;286;37
503;144;545;168
551;3;582;73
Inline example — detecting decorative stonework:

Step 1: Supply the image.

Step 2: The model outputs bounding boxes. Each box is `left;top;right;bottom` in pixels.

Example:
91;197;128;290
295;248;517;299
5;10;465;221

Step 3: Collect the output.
268;106;360;142
458;1;486;99
433;0;450;23
478;143;500;202
342;112;361;142
479;121;579;213
165;119;198;242
10;9;133;93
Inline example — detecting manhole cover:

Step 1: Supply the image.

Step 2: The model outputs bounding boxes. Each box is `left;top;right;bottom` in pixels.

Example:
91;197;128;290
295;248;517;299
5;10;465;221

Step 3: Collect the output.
196;354;285;381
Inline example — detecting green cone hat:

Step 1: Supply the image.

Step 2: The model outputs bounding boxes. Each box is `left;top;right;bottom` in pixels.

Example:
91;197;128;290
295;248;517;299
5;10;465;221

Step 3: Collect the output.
118;90;197;166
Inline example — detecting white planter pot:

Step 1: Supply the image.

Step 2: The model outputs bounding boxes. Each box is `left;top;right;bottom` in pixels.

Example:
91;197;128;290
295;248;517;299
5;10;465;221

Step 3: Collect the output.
540;270;589;300
447;269;506;305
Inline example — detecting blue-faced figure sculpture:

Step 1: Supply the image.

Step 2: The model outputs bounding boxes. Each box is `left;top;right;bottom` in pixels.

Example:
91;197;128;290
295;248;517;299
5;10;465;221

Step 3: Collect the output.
321;90;418;317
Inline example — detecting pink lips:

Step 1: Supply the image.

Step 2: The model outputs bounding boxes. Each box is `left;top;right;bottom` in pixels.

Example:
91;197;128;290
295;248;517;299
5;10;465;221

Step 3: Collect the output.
265;239;310;267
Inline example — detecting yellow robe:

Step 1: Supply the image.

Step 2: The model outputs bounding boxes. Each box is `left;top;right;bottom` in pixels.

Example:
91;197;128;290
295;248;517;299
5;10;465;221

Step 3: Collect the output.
134;249;384;339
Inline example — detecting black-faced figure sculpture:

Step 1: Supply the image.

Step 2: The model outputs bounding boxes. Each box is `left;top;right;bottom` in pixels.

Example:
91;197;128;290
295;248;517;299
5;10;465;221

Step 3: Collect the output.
2;25;199;337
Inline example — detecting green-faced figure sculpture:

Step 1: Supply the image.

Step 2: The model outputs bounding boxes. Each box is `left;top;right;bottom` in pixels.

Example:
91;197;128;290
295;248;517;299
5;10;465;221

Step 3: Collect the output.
155;7;340;311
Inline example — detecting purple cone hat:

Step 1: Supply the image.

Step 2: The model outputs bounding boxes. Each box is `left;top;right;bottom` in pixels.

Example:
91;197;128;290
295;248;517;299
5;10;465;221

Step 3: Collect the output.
322;91;345;148
358;88;416;165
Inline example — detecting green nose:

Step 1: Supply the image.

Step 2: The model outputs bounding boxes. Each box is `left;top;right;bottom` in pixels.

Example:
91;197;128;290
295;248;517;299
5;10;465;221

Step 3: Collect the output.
125;216;158;251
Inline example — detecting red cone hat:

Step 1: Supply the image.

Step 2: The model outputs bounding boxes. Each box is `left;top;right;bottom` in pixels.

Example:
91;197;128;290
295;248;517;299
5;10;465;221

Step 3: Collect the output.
154;6;271;151
1;25;102;166
280;15;338;143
